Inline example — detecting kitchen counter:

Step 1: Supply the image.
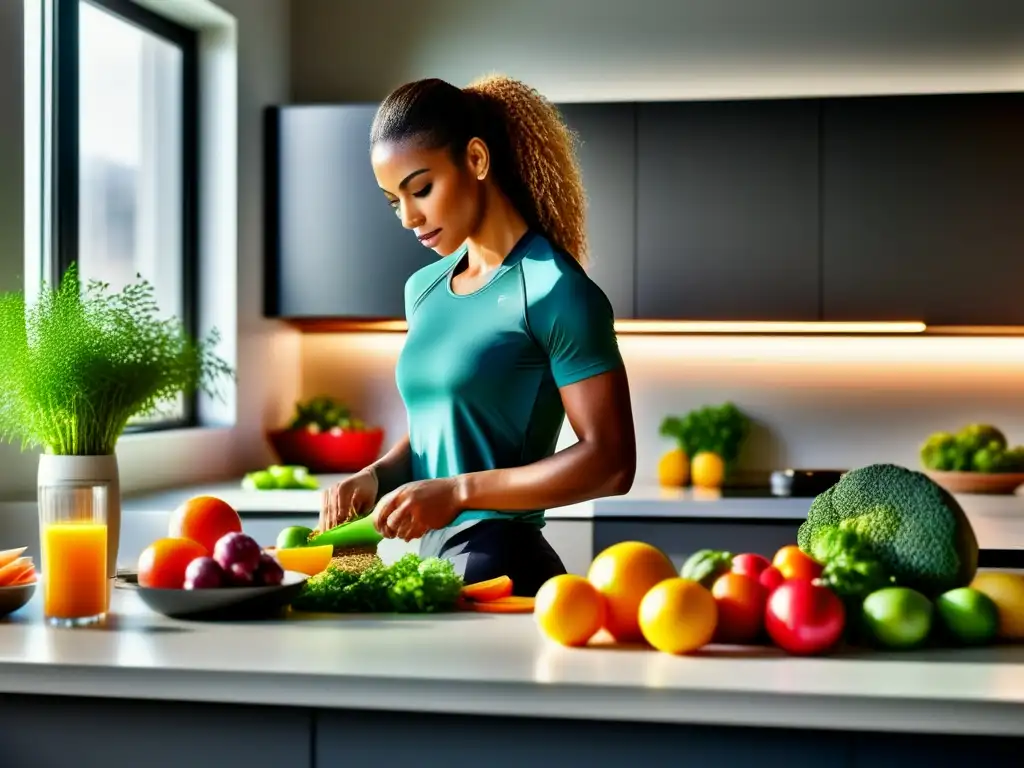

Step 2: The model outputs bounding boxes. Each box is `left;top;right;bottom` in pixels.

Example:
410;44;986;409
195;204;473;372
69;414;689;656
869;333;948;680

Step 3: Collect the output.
1;586;1023;766
122;475;1024;552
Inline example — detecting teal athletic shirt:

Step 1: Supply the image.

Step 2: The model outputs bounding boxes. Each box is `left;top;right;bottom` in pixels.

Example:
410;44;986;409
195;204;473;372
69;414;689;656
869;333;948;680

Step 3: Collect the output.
394;230;623;529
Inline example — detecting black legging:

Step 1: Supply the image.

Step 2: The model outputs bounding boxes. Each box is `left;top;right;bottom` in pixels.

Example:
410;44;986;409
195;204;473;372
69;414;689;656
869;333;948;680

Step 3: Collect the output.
419;519;567;597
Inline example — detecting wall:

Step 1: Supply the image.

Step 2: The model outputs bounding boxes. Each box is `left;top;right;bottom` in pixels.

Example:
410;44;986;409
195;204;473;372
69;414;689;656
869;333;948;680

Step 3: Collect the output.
0;0;299;501
292;0;1024;484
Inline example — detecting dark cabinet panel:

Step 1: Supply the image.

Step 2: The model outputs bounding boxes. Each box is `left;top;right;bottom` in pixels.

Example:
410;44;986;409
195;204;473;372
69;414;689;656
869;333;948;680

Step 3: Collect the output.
266;105;429;318
635;100;821;321
821;93;1024;326
558;103;636;319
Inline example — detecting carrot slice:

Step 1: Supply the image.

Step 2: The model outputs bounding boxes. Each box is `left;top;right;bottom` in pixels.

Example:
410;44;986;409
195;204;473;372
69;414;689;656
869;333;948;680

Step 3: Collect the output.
461;595;535;613
460;575;514;602
0;557;33;587
0;547;26;570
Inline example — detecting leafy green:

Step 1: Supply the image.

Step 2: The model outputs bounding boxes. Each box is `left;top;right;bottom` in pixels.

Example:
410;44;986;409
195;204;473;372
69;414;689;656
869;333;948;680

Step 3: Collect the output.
659;402;750;466
290;553;464;613
680;549;733;588
288;395;365;432
0;264;233;455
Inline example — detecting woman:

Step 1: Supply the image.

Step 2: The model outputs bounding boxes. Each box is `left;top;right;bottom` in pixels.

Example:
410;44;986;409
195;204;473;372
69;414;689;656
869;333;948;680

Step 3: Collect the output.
318;75;636;597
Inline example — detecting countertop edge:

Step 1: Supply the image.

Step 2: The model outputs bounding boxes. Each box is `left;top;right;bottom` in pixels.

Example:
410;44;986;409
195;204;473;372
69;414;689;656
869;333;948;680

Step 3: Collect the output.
1;663;1022;737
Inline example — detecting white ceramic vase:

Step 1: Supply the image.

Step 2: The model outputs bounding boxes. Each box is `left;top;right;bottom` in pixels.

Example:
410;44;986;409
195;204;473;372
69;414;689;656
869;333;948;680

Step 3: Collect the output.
37;454;121;579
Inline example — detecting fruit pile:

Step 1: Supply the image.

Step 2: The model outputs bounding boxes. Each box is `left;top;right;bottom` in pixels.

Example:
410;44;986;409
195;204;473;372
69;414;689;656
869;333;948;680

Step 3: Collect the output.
533;540;1024;656
920;422;1024;473
0;547;36;587
137;496;284;590
242;464;319;491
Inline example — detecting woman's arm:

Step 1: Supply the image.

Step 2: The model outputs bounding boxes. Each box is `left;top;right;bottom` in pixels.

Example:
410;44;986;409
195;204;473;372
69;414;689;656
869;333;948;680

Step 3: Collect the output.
456;368;635;510
373;368;636;540
368;433;413;499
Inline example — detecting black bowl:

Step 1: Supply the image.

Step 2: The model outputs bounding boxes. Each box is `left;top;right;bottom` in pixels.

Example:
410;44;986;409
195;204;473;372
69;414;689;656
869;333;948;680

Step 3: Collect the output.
135;570;308;621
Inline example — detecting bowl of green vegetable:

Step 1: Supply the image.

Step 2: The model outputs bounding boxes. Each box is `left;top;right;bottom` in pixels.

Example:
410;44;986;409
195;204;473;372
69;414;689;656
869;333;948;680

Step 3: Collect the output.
920;423;1024;494
268;396;384;473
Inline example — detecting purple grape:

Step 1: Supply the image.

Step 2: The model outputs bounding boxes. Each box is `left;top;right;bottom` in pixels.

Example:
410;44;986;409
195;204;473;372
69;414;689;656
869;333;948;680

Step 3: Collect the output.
183;557;225;590
213;532;262;585
254;552;285;586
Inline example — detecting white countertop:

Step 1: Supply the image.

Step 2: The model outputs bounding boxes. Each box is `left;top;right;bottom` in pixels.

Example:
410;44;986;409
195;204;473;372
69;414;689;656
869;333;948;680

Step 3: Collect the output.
2;587;1024;736
121;476;1024;551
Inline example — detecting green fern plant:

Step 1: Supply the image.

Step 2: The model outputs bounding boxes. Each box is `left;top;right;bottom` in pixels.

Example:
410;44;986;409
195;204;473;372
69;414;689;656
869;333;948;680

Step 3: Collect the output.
0;263;234;456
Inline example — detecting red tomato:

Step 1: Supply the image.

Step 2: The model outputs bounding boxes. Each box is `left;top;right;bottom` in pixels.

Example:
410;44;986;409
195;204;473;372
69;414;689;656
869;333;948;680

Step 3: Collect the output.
772;545;823;581
764;579;846;655
759;565;786;592
710;572;768;644
731;553;771;578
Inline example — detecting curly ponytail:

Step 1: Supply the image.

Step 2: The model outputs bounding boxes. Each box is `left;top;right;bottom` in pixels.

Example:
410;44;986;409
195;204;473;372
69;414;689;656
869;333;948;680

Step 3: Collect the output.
370;75;589;264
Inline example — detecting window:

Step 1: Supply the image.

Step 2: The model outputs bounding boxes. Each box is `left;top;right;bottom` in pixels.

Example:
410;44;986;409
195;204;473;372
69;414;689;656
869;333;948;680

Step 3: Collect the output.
47;0;199;430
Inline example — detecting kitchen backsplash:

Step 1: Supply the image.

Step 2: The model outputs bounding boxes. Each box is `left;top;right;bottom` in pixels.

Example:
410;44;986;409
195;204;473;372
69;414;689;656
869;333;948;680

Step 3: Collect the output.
300;332;1024;483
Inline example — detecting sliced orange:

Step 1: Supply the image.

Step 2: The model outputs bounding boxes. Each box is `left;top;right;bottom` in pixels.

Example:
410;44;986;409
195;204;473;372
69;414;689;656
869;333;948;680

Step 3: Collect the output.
0;557;34;587
10;567;36;586
274;544;333;576
0;547;27;570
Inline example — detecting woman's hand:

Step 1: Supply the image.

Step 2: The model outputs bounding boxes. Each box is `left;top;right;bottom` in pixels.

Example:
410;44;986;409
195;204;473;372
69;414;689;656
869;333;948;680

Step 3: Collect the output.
372;478;461;541
319;469;379;531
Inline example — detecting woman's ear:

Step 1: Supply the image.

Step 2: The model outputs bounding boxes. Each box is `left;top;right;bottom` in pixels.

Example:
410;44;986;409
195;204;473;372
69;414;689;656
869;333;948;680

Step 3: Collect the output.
465;137;490;181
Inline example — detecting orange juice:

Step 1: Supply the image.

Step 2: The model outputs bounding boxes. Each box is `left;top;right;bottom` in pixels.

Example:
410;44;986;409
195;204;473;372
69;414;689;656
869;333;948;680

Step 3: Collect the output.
42;522;108;619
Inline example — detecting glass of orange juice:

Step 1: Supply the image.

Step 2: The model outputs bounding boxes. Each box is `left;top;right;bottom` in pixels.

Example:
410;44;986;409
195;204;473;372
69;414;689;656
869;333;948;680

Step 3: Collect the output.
38;480;109;626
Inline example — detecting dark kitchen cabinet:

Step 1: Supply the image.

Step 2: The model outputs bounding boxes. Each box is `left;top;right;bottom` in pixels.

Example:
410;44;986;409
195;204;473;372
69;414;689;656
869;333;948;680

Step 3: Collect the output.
821;93;1024;326
557;102;637;319
265;105;429;318
635;100;821;321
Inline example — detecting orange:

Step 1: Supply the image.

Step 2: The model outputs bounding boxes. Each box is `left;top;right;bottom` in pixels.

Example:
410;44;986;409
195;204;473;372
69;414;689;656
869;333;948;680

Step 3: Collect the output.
691;451;725;489
587;541;678;643
970;571;1024;640
657;448;690;487
137;537;209;589
639;578;718;655
772;544;823;581
274;544;333;576
168;495;243;554
534;574;607;647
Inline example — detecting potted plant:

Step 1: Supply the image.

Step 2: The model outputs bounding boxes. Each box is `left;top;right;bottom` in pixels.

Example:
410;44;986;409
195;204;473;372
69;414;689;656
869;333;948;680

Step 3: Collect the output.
0;264;234;577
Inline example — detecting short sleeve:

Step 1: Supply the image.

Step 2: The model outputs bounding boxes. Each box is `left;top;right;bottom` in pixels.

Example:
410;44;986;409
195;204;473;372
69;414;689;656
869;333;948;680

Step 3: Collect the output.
528;270;623;388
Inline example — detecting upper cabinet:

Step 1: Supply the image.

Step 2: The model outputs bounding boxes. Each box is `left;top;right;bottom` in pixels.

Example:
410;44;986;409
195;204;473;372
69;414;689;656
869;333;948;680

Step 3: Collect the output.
558;103;637;319
265;105;429;319
820;93;1024;326
635;100;821;321
265;94;1024;330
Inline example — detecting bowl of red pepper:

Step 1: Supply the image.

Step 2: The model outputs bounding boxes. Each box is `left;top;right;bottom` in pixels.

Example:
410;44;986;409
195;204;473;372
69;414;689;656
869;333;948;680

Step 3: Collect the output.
267;396;384;474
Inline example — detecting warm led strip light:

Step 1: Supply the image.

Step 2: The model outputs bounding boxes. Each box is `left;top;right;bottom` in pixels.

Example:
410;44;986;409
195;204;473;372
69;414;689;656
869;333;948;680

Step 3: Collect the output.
612;320;927;334
295;319;929;334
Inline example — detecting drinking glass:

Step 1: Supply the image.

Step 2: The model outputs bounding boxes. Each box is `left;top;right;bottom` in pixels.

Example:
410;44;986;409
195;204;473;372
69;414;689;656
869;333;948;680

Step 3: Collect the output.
38;480;109;626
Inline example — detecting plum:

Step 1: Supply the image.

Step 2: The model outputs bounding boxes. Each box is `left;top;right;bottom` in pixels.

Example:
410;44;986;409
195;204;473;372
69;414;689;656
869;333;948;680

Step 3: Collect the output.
254;552;285;586
213;532;262;585
183;557;225;589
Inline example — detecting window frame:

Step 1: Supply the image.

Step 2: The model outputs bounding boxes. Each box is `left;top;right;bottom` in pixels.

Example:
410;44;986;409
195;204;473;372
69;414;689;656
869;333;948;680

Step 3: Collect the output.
49;0;201;432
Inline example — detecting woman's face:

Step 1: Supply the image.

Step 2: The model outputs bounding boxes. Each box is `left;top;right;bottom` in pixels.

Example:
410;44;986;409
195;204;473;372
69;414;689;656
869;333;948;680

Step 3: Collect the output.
371;137;487;256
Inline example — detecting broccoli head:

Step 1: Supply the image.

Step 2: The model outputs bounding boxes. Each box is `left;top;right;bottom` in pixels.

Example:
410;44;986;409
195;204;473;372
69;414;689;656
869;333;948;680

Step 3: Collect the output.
957;423;1007;454
796;463;978;597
